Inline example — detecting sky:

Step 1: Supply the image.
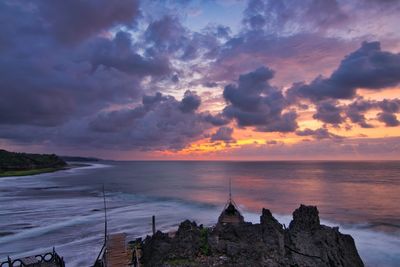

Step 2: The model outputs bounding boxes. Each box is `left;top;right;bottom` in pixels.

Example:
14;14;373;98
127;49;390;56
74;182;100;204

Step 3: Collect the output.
1;0;400;160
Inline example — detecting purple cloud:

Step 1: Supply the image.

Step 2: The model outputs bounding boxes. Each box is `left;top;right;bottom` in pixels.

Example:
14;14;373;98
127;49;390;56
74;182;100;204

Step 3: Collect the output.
288;42;400;101
313;100;344;126
222;67;298;132
377;112;400;127
296;128;343;140
179;91;201;113
210;127;235;143
37;0;140;43
88;31;171;76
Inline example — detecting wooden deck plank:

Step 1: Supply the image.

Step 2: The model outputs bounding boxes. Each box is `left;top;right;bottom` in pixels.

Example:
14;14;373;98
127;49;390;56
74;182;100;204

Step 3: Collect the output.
106;233;130;267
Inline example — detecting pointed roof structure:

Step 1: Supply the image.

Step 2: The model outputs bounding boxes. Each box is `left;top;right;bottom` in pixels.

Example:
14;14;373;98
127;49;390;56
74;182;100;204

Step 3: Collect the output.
218;178;244;225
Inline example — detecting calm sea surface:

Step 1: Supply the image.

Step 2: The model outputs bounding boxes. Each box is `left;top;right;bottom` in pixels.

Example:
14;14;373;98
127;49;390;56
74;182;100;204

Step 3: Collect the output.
0;161;399;266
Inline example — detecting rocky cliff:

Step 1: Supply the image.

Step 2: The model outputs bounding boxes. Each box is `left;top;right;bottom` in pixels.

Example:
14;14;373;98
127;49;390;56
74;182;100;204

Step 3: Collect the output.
138;205;364;267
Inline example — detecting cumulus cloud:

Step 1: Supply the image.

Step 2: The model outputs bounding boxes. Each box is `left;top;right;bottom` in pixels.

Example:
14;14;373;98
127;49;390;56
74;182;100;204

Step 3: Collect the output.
86;92;212;150
296;128;343;140
313;100;344;125
1;0;400;158
37;0;140;43
378;99;400;113
88;31;171;76
288;42;400;101
377;112;400;127
179;90;201;113
210;127;235;143
345;98;376;128
143;15;222;61
344;98;400;128
202;113;230;126
145;16;188;55
243;0;348;33
0;1;170;127
222;67;298;132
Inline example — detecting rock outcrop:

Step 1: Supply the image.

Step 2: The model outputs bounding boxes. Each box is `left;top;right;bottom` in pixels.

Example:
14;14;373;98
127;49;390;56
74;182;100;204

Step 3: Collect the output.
139;205;364;267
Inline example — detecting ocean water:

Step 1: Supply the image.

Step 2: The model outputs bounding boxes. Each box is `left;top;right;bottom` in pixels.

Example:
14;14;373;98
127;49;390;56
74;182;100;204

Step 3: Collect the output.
0;161;399;267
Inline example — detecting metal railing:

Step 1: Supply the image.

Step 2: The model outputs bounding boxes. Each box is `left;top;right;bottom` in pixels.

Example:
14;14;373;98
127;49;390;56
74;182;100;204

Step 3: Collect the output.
0;247;65;267
93;242;107;267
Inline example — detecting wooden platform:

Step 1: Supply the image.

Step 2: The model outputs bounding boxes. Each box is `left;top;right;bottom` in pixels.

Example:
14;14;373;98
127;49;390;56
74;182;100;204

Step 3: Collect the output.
106;233;130;267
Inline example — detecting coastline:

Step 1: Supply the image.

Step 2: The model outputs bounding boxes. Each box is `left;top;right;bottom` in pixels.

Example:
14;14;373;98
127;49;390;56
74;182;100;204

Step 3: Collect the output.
0;163;90;178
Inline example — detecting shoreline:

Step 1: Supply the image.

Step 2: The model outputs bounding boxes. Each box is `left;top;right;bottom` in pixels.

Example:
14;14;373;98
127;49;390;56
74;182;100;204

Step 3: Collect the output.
0;162;91;178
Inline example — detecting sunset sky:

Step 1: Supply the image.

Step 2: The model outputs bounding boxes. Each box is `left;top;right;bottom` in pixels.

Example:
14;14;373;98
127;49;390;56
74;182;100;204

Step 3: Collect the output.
1;0;400;160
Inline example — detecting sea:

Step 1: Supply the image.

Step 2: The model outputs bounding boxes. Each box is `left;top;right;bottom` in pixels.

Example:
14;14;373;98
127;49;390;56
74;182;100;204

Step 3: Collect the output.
0;161;399;267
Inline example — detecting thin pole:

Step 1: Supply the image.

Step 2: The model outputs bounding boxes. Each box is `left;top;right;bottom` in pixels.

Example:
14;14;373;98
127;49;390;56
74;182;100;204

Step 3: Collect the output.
152;215;156;235
103;184;108;244
229;177;232;202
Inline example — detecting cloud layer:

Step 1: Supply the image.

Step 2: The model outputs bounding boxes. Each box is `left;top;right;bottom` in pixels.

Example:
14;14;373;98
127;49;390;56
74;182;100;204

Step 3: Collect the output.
0;0;399;159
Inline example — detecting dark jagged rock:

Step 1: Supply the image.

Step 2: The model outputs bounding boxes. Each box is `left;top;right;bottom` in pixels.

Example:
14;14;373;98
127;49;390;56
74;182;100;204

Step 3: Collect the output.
138;205;364;267
172;220;203;259
289;204;320;231
260;208;285;257
286;205;364;267
142;230;172;265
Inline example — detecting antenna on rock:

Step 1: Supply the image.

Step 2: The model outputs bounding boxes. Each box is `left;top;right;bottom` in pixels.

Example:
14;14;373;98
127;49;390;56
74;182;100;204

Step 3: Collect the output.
229;177;232;203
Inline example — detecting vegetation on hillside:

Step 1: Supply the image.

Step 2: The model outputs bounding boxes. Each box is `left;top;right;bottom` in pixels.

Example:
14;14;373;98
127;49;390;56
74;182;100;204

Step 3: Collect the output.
0;149;67;176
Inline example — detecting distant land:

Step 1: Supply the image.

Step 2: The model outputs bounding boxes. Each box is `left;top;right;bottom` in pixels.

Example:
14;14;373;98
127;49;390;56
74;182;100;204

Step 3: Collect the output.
0;149;68;177
61;156;100;162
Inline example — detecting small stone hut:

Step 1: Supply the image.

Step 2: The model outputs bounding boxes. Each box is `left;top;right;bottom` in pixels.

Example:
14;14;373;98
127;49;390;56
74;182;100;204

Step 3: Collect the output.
218;198;244;225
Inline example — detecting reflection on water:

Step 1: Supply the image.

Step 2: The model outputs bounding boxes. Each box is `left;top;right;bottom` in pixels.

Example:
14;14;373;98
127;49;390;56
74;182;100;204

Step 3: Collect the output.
79;161;398;227
0;161;399;266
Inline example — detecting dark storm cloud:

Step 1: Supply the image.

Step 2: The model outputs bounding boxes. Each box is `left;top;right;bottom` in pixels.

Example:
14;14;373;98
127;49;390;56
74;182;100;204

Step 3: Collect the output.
37;0;140;43
344;98;400;128
222;67;298;132
378;99;400;113
88;31;171;76
143;15;225;62
210;127;235;143
142;92;169;106
203;82;218;88
312;97;400;127
179;91;201;113
145;15;188;55
288;42;400;101
1;91;214;151
214;25;231;39
0;1;170;127
1;91;227;151
202;113;230;126
206;29;356;89
1;0;400;155
243;0;348;33
377;112;400;127
312;100;344;125
296;128;343;140
87;92;211;150
345;98;375;128
89;107;147;133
